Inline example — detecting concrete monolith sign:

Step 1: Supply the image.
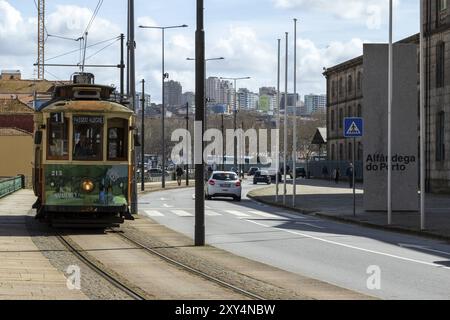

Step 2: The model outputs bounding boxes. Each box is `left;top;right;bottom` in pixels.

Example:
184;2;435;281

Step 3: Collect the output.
363;44;418;212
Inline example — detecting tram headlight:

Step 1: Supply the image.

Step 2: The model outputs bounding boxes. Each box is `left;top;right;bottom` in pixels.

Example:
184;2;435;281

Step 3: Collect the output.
81;180;95;193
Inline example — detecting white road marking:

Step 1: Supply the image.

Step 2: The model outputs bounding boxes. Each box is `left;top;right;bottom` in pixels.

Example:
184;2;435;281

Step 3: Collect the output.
399;243;450;257
206;211;222;216
160;197;169;201
163;203;174;208
171;210;193;217
225;210;250;217
295;222;324;229
244;219;450;270
248;210;282;219
144;210;164;217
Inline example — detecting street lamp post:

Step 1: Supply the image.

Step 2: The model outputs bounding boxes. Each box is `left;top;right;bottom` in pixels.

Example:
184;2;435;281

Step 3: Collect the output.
220;77;251;175
139;24;188;189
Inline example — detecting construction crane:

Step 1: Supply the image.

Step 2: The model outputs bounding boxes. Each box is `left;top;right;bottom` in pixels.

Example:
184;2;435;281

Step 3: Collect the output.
37;0;45;80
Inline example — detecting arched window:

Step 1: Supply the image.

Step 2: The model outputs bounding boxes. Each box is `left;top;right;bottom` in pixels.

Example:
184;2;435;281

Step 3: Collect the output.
339;108;344;129
357;71;362;91
339;77;344;97
436;111;446;161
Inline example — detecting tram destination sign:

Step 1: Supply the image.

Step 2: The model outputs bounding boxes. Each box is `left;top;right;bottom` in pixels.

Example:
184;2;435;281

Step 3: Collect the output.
73;116;104;125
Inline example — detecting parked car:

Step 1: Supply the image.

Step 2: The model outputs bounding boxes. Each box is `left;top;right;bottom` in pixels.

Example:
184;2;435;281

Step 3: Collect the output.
247;167;260;176
290;167;307;179
147;168;170;177
266;168;282;182
206;171;242;201
253;170;271;185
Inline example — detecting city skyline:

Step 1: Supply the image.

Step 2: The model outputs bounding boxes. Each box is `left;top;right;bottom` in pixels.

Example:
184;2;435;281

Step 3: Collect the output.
0;0;419;103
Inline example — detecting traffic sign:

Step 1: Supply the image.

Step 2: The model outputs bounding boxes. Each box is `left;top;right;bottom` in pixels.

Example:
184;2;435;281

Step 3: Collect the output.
344;118;364;138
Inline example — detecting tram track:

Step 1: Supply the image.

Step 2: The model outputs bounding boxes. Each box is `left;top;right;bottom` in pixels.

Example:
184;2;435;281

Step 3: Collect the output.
115;231;265;300
56;234;146;301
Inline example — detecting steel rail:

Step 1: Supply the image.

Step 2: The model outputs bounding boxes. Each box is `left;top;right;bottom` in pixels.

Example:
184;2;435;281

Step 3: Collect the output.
57;234;146;300
117;232;265;300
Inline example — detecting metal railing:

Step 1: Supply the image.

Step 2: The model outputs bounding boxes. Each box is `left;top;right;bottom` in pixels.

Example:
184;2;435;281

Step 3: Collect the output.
0;175;25;199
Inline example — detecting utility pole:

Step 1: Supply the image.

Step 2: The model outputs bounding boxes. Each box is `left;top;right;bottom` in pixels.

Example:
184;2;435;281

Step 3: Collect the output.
388;0;393;225
37;0;45;80
186;102;190;186
420;0;426;230
283;32;289;206
141;79;145;192
195;0;206;247
221;113;225;171
292;18;298;208
128;0;138;215
276;39;281;203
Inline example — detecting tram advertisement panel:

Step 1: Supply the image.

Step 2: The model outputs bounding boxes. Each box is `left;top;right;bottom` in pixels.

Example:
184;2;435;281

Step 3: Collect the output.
44;165;129;207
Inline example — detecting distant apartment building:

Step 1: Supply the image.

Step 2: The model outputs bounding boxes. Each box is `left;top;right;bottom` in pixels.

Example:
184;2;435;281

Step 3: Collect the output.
182;91;195;108
280;93;299;110
164;80;182;107
259;87;277;113
206;77;234;107
136;92;152;115
238;88;259;110
304;94;326;115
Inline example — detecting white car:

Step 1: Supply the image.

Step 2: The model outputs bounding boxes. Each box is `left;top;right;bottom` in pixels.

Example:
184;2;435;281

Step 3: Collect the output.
206;171;242;201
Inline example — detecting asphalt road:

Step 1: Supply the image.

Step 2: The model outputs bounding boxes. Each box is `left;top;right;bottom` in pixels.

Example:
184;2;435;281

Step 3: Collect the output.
138;180;450;300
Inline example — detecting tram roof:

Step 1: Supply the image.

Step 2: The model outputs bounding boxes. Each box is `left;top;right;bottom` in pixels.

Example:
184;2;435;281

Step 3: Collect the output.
39;99;133;114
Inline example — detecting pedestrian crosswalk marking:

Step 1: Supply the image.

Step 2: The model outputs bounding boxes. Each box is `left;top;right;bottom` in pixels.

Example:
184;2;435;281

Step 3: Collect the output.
225;210;250;217
144;210;164;217
171;210;193;217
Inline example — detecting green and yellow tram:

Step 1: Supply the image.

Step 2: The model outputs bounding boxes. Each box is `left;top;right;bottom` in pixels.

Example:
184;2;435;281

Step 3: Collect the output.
32;74;136;227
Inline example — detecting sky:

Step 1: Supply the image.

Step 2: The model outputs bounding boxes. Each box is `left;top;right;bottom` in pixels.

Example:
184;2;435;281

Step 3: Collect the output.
0;0;419;103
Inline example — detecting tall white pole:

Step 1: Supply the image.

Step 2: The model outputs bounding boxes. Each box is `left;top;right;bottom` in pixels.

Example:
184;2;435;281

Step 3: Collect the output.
283;32;289;205
387;0;393;225
420;0;426;230
292;19;298;208
276;39;281;203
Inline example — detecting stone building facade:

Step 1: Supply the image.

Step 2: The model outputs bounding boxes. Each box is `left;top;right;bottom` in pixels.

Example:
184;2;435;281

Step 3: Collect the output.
324;0;450;193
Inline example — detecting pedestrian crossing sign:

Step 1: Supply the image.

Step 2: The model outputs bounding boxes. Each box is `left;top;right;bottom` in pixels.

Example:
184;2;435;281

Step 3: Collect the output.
344;118;364;138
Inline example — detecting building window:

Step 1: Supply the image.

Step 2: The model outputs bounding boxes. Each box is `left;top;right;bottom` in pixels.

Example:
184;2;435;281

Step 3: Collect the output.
439;0;447;11
436;111;446;161
348;142;353;160
357;104;362;117
348;75;353;93
436;41;445;88
331;81;336;98
358;142;363;161
331;110;335;131
339;143;343;160
339;77;344;97
331;144;336;161
339;109;344;129
347;105;353;117
357;71;362;91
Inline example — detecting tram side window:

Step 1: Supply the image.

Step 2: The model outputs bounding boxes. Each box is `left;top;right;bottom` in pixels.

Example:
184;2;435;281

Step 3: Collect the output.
108;118;128;161
73;116;104;161
47;117;69;160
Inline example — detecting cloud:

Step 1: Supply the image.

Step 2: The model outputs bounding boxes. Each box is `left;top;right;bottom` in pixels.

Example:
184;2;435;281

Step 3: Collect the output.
273;0;399;29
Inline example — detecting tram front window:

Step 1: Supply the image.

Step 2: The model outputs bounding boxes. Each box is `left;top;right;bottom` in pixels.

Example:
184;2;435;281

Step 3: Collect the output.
73;116;103;161
47;115;69;160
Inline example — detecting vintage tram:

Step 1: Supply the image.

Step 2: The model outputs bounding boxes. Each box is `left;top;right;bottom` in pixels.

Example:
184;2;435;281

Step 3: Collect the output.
32;73;136;227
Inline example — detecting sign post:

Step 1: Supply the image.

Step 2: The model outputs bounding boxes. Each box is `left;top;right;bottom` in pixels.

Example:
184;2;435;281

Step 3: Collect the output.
344;117;364;217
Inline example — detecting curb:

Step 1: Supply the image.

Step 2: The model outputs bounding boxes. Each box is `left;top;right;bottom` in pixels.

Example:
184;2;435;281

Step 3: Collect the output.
247;191;450;243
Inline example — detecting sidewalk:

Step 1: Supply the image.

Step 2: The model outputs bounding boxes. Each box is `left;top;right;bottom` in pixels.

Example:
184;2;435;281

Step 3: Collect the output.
248;179;450;240
138;180;195;195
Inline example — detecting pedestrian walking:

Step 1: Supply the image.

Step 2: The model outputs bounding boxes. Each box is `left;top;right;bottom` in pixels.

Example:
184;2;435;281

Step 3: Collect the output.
333;168;340;184
322;166;329;179
176;166;184;186
346;163;354;188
